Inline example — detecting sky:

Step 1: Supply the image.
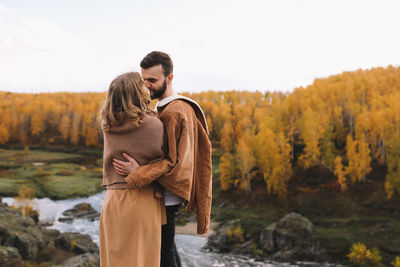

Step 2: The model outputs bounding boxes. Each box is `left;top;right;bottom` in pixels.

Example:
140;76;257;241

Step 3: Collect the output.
0;0;399;93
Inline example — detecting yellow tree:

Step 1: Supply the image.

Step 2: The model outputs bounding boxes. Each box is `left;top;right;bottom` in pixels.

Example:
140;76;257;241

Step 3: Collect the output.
385;136;400;199
356;133;372;182
334;156;347;191
70;109;82;145
320;127;336;171
345;133;372;184
30;112;44;136
255;124;292;198
59;115;71;142
220;153;238;191
235;132;256;192
298;107;326;168
0;109;11;144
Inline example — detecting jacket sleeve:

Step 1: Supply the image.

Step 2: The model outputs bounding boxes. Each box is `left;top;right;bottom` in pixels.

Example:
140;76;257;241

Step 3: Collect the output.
124;111;185;190
194;121;212;234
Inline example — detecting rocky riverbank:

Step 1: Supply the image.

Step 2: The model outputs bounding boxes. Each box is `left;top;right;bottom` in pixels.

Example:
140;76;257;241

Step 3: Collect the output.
0;200;99;266
206;213;332;264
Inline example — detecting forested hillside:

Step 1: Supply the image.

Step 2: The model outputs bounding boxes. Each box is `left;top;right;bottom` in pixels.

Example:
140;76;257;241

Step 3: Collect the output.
1;65;399;199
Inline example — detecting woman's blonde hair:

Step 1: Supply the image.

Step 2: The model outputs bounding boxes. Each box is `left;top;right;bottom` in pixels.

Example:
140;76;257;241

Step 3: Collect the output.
100;72;154;131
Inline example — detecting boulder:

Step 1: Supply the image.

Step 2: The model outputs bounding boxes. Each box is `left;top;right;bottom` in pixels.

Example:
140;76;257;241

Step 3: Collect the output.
258;212;327;262
55;232;99;254
42;228;62;249
0;246;24;267
0;202;100;265
62;252;99;267
39;218;55;227
259;212;314;253
270;241;326;262
230;240;255;256
0;203;44;259
205;220;241;252
59;203;100;222
258;223;276;253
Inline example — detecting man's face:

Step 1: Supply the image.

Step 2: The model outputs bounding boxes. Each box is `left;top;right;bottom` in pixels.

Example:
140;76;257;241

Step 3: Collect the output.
141;65;167;100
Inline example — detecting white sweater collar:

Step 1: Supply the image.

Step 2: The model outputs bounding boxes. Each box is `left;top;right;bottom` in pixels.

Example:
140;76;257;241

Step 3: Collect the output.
156;94;179;108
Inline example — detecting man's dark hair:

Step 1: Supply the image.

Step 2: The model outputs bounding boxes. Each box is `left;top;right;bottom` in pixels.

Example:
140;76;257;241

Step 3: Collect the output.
140;51;173;77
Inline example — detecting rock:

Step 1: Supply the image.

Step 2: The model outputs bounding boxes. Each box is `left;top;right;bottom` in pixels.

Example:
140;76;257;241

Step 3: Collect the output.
42;229;62;249
230;240;255;256
258;223;276;253
271;242;327;262
0;202;44;259
205;220;240;252
0;202;100;265
258;212;328;262
259;212;314;254
55;232;99;254
39;218;55;227
62;252;99;267
274;212;314;245
59;217;74;223
59;203;100;222
0;246;24;267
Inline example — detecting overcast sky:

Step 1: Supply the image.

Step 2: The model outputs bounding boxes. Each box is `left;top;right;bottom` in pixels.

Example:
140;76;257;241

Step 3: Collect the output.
0;0;399;93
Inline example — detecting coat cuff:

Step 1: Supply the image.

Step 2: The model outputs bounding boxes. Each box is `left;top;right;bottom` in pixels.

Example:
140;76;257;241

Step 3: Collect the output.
197;223;208;235
124;170;144;189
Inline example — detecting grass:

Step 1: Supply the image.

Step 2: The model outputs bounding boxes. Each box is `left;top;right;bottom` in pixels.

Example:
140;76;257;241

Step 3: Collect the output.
0;149;104;199
0;149;85;165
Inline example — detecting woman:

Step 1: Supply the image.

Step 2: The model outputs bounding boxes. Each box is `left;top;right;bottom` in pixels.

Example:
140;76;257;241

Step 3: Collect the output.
99;72;166;267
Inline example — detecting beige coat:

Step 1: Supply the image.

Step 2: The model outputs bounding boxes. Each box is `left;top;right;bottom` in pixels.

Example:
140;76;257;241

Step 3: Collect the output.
125;96;212;234
100;114;166;267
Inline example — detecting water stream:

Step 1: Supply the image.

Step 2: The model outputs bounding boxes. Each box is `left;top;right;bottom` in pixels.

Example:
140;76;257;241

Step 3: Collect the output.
3;192;344;267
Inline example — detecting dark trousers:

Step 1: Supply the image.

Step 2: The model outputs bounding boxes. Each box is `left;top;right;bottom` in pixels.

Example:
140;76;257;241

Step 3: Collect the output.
160;204;181;267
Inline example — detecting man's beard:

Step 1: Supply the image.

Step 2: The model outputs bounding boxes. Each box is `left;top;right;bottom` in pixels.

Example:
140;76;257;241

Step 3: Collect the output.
149;79;167;100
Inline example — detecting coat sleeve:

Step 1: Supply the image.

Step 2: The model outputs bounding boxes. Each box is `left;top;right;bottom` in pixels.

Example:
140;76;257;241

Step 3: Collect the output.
194;121;212;234
124;110;186;191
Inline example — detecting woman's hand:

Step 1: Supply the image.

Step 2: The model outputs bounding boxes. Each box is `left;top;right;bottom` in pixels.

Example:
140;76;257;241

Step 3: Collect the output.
112;153;140;176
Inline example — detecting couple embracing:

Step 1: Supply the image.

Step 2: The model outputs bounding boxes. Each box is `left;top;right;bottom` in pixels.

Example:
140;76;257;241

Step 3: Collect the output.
99;51;212;267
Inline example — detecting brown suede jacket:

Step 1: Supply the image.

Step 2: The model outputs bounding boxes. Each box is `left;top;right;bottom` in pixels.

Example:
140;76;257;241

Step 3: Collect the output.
124;95;212;234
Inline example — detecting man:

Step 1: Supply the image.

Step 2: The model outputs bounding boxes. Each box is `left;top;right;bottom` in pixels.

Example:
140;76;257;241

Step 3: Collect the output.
113;51;212;267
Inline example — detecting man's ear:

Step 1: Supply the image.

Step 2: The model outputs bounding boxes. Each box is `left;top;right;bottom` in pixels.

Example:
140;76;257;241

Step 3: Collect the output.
167;73;173;84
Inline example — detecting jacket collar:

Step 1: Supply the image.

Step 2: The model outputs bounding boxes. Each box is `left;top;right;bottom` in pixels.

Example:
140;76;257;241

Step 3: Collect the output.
156;94;209;135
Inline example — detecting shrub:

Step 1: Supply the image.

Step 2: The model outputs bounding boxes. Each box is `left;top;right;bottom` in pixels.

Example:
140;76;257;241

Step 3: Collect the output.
227;224;244;246
11;185;39;221
347;242;382;266
392;256;400;267
70;240;77;251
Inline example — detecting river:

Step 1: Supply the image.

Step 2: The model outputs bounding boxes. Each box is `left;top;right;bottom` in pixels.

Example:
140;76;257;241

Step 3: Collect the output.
3;192;344;267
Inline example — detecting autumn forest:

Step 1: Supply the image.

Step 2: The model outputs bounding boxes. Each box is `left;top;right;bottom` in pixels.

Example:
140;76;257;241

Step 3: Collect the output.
1;65;400;200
